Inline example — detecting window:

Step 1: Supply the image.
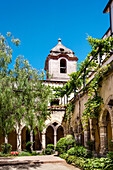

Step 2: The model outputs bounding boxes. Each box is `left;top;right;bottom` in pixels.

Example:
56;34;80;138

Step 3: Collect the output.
51;99;59;106
60;59;66;73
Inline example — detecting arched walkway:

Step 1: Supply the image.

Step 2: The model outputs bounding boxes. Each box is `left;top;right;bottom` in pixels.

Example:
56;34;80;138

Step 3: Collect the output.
8;129;17;151
57;126;64;142
33;127;42;150
0;135;5;151
99;109;112;154
84;120;90;148
21;127;30;151
106;111;112;150
94;120;100;153
79;122;84;146
46;126;54;146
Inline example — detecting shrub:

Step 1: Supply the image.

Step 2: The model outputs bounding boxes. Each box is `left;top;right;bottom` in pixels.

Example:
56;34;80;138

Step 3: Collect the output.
31;151;40;156
83;157;113;170
55;135;75;155
26;141;34;153
0;153;9;157
109;140;113;151
75;145;88;157
72;157;85;168
59;153;68;160
87;140;94;151
66;156;113;170
1;143;12;154
107;151;113;160
67;155;76;164
67;147;76;155
44;148;53;155
47;144;54;150
19;151;31;156
42;144;54;155
67;145;88;158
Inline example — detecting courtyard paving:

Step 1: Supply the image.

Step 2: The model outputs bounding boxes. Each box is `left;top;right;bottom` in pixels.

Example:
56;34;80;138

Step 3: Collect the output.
0;155;80;170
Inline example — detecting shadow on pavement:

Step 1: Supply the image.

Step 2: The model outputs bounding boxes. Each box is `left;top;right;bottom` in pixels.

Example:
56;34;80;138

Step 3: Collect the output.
0;162;42;170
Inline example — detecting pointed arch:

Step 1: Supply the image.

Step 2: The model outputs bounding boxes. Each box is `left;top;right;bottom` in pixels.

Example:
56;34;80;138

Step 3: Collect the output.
46;126;54;146
57;126;64;142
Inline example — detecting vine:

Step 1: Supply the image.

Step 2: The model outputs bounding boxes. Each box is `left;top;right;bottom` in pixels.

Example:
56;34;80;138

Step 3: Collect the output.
54;36;113;126
81;64;110;127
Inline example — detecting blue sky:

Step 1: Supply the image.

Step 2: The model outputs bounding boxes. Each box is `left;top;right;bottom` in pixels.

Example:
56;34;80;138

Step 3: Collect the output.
0;0;109;71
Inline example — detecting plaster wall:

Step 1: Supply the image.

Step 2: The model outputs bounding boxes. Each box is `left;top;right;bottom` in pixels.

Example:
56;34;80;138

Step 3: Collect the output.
71;71;113;125
48;58;77;81
45;110;65;128
100;72;113;104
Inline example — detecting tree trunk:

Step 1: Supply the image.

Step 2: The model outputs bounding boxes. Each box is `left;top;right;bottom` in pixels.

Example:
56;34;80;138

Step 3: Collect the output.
30;130;33;152
5;135;8;144
17;125;21;152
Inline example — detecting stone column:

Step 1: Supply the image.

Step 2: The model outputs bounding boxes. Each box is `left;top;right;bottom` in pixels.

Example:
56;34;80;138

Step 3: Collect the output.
90;120;96;151
90;128;95;151
78;125;82;145
99;122;107;155
54;130;57;147
111;113;113;140
84;130;89;148
111;124;113;140
74;133;78;143
42;133;46;149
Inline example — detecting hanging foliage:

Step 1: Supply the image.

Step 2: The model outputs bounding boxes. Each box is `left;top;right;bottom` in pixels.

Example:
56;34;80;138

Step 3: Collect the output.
54;36;113;125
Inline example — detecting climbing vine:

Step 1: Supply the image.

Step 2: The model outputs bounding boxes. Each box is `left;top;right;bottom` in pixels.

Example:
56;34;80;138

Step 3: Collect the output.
81;64;110;127
54;36;113;126
64;103;75;123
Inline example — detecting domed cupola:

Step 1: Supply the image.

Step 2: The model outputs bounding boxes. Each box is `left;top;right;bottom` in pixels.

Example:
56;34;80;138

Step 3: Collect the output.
44;39;78;81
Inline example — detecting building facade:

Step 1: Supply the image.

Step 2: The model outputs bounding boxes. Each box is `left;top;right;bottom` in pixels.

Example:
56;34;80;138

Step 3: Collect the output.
0;0;112;155
61;0;113;155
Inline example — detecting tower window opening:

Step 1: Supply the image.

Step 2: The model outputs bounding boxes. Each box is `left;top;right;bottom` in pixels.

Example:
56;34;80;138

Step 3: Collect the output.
51;99;59;106
60;59;66;73
60;48;64;51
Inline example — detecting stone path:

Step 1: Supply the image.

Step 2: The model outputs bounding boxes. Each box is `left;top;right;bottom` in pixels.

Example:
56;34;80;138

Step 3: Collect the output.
0;155;66;165
0;163;80;170
0;155;80;170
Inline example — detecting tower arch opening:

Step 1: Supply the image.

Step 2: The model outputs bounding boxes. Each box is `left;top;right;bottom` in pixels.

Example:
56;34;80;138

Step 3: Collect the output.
60;59;66;73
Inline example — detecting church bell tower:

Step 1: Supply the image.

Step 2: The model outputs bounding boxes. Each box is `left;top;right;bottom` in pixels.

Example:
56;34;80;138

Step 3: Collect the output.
44;39;78;81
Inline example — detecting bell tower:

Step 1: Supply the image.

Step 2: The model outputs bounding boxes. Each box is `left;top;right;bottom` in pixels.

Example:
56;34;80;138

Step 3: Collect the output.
44;39;78;81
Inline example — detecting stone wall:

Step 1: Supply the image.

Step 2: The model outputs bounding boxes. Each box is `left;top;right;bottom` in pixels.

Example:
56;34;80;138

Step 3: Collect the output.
48;57;77;81
62;70;113;154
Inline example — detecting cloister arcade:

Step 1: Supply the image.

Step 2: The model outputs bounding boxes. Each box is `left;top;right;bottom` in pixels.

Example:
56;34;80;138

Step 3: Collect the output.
68;94;113;155
0;122;64;151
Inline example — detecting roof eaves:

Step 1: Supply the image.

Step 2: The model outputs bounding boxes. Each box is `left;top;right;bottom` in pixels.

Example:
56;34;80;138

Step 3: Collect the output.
103;0;112;13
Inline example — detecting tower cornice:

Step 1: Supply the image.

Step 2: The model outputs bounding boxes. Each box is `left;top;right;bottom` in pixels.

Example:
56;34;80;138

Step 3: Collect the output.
44;53;78;71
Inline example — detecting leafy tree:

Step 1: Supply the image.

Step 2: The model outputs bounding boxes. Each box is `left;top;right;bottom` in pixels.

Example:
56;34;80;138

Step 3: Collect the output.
0;33;52;152
13;56;52;152
0;33;20;143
